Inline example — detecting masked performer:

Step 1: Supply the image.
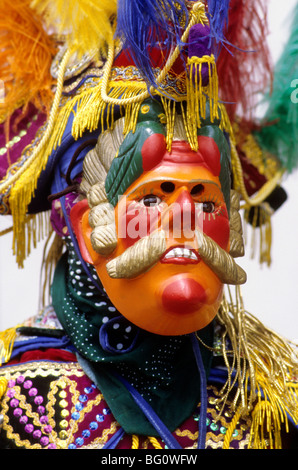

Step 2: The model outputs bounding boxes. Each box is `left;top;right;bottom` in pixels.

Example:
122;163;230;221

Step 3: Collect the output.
0;0;297;449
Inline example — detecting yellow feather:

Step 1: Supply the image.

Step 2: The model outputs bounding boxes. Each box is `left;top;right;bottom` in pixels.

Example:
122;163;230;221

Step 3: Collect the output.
30;0;117;57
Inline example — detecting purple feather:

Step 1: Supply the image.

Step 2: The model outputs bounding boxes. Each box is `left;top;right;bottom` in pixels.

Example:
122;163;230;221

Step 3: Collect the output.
115;0;189;88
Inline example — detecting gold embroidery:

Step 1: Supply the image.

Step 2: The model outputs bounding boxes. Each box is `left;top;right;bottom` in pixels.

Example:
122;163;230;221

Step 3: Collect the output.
0;362;118;449
86;421;119;449
0;361;85;378
175;428;198;441
0;364;253;449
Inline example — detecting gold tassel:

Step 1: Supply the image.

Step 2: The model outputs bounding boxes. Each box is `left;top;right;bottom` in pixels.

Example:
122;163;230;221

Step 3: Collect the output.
0;326;19;366
160;96;176;151
211;286;298;449
249;372;298;449
186;54;219;151
131;435;139;449
0;377;8;400
11;211;51;268
244;203;273;266
148;436;163;449
0;212;51;268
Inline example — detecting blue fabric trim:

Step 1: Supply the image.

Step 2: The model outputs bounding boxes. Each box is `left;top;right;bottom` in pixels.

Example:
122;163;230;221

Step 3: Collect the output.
113;371;183;450
190;333;208;449
10;336;73;359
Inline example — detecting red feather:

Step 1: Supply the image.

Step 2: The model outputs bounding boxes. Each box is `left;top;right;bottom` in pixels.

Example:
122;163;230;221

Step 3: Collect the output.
216;0;273;122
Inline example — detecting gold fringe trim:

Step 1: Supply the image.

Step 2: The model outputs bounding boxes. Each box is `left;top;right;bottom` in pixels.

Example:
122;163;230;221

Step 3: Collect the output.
0;2;225;267
160;96;176;151
11;211;51;269
3;68;232;268
248;373;298;449
71;80;148;140
210;285;298;449
3;49;71;268
99;1;208;111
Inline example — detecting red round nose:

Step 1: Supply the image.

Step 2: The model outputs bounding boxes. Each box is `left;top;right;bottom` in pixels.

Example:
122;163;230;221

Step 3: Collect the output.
162;278;207;314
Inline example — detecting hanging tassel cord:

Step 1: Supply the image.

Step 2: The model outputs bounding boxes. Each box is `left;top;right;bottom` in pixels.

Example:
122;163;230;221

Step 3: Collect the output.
222;406;243;449
214;285;298;448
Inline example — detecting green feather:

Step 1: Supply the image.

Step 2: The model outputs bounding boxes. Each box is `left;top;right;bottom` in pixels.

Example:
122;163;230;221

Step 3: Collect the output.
254;4;298;172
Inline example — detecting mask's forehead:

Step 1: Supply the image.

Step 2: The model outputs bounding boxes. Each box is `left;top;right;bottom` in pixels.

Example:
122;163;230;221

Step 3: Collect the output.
102;100;231;212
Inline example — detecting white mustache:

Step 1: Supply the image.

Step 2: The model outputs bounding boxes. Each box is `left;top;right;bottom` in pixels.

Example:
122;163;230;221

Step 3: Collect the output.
106;229;246;286
106;230;167;279
195;230;247;285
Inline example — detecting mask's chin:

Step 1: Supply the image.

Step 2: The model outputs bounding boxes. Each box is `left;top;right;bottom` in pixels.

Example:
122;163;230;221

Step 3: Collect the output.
96;259;223;336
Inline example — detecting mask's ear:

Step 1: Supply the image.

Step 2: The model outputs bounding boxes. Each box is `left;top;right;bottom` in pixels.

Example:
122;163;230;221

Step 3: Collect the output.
70;199;100;265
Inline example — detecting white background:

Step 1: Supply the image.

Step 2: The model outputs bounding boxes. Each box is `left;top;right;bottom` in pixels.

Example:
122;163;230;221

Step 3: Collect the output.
0;0;298;341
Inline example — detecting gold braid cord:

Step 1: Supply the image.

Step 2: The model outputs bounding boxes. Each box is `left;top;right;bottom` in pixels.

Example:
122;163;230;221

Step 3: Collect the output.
206;286;298;449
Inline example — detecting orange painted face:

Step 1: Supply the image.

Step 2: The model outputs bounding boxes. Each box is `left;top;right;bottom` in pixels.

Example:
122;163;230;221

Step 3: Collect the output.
76;138;230;336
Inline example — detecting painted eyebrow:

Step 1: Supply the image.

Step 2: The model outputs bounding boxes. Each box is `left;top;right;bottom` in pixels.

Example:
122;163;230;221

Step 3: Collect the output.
126;178;222;198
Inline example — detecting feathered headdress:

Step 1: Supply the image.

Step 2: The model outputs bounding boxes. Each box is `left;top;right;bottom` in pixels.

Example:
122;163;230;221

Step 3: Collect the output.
0;0;295;280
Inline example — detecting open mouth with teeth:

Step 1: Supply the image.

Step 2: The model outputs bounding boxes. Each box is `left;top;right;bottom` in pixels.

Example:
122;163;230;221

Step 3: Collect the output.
160;246;201;265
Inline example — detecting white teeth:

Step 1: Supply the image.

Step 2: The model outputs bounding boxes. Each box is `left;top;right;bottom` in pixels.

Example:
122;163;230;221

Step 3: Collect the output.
164;248;197;260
